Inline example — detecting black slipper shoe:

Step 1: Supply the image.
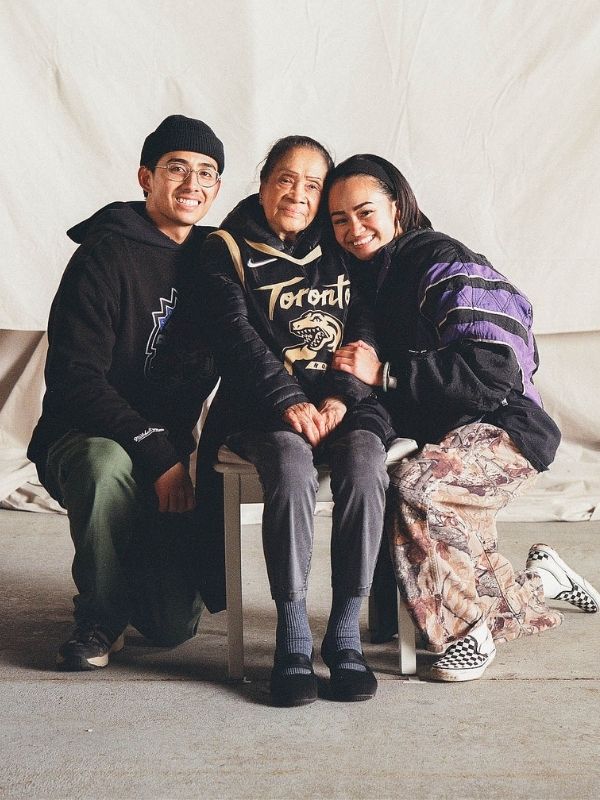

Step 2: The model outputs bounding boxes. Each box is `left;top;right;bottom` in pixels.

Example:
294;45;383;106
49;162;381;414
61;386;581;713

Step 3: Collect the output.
322;646;378;702
270;652;318;707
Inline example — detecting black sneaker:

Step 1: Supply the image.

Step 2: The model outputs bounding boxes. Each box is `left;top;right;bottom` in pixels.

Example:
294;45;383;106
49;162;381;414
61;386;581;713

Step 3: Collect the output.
56;624;125;671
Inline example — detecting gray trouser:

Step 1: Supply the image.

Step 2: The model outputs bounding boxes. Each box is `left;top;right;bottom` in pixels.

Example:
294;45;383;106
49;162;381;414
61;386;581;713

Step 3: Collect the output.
44;432;204;645
226;428;389;601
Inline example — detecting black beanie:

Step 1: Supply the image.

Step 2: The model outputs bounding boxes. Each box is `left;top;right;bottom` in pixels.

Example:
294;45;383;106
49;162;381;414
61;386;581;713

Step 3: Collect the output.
140;115;225;173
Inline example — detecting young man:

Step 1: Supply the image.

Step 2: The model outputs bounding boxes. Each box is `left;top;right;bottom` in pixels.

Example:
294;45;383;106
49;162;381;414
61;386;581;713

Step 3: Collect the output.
28;115;224;670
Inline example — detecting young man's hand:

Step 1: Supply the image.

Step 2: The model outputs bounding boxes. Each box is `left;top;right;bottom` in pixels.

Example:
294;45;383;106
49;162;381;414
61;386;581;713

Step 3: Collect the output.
154;462;195;513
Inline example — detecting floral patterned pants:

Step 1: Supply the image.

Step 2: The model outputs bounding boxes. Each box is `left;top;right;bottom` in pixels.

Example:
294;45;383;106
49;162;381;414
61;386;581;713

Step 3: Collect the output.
386;423;563;652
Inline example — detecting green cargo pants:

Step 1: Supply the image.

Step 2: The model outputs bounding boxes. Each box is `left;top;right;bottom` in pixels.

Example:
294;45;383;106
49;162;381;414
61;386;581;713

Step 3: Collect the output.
44;432;204;645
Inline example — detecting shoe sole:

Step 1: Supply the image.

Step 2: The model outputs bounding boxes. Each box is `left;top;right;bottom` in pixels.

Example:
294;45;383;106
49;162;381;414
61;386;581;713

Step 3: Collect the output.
270;693;318;708
330;688;377;702
56;633;125;671
270;682;318;707
429;648;496;683
527;544;600;612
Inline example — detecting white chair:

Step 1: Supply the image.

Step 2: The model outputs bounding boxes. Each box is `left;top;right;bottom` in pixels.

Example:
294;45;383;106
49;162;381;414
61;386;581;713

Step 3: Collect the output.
214;437;419;681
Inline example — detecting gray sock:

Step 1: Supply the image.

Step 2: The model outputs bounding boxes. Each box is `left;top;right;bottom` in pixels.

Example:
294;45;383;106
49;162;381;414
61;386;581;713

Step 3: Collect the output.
323;594;366;672
275;598;313;675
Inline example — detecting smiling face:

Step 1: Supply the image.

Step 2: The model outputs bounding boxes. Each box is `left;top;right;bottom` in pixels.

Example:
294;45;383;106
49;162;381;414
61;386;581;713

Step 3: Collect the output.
138;150;221;243
259;146;329;242
328;175;400;260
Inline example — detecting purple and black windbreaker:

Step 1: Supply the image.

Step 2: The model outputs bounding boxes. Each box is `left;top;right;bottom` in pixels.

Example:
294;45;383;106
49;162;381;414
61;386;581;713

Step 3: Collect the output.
358;228;560;471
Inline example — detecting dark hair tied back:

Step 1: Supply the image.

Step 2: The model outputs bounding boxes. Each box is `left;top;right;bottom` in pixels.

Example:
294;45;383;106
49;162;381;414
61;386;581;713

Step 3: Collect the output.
259;135;334;183
327;154;431;233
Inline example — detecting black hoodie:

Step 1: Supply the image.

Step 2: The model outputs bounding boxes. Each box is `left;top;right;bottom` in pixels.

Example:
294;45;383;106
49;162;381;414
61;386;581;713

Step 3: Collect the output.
28;201;217;486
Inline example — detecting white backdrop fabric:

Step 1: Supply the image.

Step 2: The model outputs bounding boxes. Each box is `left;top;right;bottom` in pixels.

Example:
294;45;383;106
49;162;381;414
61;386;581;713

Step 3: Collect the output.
1;1;599;519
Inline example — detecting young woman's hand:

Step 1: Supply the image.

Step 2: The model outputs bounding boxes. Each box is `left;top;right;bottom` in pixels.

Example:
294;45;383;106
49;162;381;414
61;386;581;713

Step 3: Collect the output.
331;340;384;386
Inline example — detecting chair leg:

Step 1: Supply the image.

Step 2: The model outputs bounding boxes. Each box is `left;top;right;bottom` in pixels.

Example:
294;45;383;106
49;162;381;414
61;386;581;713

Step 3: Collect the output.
223;473;245;680
397;594;417;675
367;589;417;676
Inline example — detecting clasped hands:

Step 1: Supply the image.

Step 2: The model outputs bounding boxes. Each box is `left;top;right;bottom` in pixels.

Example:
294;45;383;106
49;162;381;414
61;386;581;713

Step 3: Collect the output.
283;340;384;448
152;339;383;510
282;396;348;448
154;395;350;511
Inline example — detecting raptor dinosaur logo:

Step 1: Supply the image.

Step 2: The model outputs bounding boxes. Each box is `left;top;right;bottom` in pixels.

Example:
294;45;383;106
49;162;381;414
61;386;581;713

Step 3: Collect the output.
283;310;343;374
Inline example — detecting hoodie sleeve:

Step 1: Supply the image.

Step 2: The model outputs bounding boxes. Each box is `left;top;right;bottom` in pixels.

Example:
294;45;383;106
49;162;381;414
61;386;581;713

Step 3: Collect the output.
42;239;181;483
195;236;310;415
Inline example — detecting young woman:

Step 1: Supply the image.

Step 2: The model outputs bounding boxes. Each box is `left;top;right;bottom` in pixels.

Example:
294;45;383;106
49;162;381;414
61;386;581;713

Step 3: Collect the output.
327;154;600;682
195;139;395;705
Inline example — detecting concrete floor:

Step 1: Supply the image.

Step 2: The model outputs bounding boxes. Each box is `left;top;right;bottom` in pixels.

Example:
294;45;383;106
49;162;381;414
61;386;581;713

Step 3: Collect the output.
1;509;599;800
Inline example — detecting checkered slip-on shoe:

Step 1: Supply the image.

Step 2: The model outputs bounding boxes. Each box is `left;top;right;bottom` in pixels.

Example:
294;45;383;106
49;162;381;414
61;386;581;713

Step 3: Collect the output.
429;624;496;682
527;544;600;613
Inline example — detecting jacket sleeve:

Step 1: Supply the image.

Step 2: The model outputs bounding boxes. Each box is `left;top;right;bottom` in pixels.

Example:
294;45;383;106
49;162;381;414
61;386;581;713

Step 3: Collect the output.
387;259;527;413
196;236;309;415
342;284;380;352
324;282;379;405
389;340;521;414
42;244;181;482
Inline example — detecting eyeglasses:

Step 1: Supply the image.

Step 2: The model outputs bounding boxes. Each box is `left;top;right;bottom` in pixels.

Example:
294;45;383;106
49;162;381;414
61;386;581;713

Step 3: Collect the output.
156;162;220;188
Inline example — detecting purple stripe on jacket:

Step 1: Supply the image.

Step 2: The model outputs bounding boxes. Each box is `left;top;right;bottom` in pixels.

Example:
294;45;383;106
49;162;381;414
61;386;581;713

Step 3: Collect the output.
435;287;531;336
423;261;516;293
419;262;541;406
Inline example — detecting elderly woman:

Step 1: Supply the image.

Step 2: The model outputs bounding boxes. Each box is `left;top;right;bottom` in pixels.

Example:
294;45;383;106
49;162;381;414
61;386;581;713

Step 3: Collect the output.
327;154;599;682
195;138;395;705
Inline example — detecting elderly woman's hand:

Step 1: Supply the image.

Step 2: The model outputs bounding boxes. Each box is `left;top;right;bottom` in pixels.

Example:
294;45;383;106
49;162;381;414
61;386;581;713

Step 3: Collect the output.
282;402;326;447
318;396;347;437
331;340;383;386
